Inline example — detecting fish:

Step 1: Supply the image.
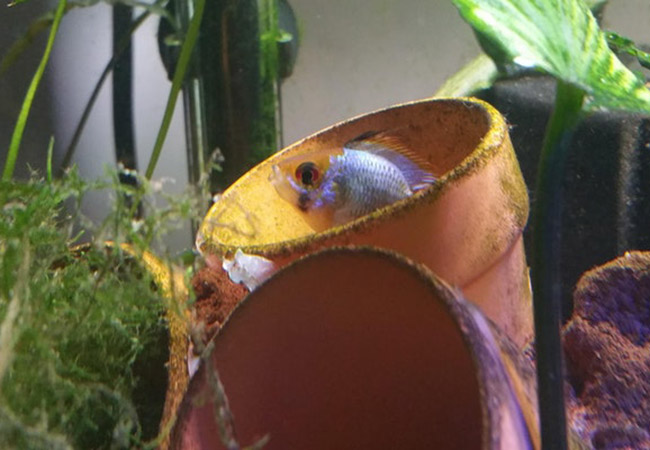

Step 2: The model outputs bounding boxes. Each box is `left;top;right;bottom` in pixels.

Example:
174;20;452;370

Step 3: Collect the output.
269;131;436;231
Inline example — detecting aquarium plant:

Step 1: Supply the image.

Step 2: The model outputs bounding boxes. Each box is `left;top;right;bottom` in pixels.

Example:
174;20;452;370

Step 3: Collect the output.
0;166;208;448
0;0;207;447
0;0;295;444
449;0;650;448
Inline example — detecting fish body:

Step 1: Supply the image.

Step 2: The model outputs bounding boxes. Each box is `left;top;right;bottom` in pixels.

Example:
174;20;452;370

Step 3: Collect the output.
269;132;436;231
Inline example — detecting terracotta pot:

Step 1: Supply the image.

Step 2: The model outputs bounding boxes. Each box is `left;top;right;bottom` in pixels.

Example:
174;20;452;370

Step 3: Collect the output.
197;97;532;346
171;247;539;450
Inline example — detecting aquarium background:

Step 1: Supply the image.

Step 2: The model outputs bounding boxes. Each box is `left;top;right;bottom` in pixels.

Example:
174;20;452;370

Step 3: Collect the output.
0;0;649;253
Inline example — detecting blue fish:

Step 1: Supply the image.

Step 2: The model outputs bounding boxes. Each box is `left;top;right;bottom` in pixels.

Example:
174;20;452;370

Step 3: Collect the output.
269;131;436;231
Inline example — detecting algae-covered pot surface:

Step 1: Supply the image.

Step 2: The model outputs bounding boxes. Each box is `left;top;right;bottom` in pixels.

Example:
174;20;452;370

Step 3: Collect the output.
197;97;532;345
171;247;537;449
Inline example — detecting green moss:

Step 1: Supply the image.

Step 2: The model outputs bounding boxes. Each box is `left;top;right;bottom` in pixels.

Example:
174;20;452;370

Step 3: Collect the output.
0;169;201;449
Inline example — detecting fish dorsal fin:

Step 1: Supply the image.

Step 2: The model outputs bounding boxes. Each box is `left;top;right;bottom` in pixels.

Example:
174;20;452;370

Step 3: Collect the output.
344;131;436;191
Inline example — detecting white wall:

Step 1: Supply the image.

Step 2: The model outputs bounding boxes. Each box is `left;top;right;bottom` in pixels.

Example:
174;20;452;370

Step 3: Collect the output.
281;0;480;144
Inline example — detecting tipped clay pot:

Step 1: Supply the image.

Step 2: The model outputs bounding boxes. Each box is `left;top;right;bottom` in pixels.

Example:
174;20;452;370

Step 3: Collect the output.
197;97;532;346
171;247;540;450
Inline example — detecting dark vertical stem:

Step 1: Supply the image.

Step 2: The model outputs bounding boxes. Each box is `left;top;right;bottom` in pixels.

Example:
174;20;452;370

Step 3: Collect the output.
112;4;141;216
59;9;152;176
532;80;585;450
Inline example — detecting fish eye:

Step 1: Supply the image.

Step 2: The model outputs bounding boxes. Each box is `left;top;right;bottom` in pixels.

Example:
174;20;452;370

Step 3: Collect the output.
295;162;320;186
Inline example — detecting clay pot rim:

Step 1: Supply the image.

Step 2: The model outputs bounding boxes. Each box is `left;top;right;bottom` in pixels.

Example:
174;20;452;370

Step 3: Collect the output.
197;245;518;449
198;96;507;259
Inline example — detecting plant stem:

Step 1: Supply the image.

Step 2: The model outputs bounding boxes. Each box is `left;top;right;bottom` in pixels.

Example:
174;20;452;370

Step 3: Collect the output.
0;242;30;385
46;136;54;183
532;80;585;450
433;53;498;98
2;0;67;181
145;0;206;180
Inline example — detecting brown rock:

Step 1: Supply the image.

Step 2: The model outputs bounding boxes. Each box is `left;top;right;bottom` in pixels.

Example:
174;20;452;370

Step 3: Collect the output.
563;251;650;449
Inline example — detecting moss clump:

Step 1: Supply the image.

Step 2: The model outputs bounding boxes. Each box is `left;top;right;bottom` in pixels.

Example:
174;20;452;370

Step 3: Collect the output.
0;169;199;449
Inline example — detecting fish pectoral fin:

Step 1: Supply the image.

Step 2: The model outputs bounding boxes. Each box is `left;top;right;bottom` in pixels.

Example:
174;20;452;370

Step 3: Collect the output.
332;205;356;227
300;205;337;232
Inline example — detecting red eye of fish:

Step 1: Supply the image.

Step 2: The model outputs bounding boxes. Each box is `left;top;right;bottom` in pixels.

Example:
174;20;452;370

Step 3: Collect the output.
295;162;320;186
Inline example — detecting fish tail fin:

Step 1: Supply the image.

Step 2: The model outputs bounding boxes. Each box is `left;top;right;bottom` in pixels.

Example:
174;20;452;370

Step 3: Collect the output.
345;131;436;191
410;173;437;192
404;170;437;192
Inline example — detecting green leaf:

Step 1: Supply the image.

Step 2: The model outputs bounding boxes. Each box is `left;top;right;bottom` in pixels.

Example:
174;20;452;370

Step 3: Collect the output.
2;0;67;181
450;0;650;112
606;31;650;72
0;14;54;76
46;136;54;183
434;53;498;97
145;0;206;180
1;2;101;77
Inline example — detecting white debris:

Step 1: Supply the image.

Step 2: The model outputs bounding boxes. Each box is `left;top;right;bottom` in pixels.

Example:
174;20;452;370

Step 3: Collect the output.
222;249;277;291
187;347;201;379
194;231;206;255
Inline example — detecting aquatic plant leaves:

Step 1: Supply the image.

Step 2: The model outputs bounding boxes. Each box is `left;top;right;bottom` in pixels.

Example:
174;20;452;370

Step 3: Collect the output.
2;0;66;182
451;0;650;112
606;31;650;71
0;169;202;448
